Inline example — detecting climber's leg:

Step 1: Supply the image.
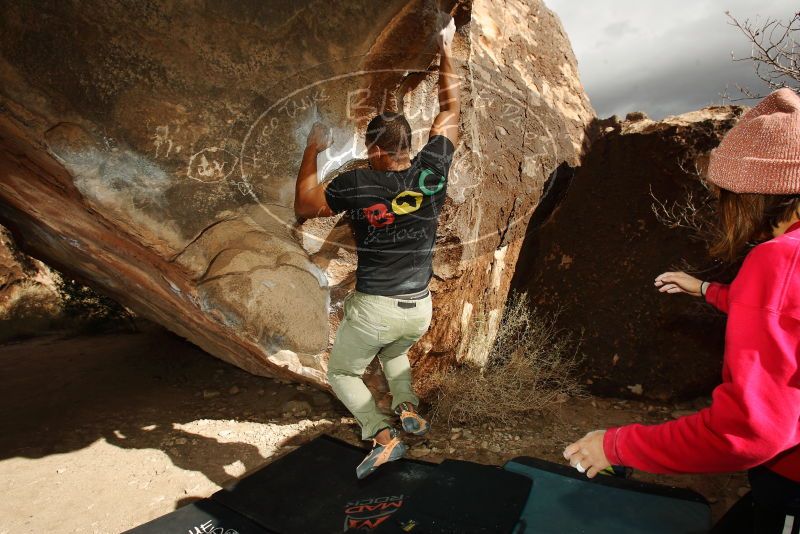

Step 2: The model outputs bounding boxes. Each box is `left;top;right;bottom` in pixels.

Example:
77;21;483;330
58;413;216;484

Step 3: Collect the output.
376;293;432;435
327;291;392;441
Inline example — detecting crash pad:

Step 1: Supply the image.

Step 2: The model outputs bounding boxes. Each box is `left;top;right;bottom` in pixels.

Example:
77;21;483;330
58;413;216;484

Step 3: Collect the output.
504;456;711;534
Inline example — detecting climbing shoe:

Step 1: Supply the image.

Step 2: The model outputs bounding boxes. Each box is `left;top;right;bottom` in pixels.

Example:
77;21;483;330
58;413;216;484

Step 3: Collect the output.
356;427;407;480
395;402;430;436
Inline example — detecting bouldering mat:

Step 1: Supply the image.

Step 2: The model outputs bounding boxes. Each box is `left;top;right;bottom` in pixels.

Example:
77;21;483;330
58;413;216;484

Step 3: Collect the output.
504;456;711;534
210;434;438;533
125;435;712;533
389;459;532;533
123;498;273;534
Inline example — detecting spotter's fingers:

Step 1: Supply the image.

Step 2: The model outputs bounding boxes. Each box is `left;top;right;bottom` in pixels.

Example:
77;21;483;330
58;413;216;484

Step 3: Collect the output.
655;272;675;283
586;464;602;478
563;441;582;460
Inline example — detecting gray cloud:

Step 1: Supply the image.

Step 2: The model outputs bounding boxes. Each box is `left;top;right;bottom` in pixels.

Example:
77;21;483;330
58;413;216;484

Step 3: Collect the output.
546;0;797;119
603;20;636;38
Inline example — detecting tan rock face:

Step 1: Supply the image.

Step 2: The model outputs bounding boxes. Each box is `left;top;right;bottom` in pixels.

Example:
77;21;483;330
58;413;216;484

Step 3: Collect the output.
0;0;592;390
513;106;746;401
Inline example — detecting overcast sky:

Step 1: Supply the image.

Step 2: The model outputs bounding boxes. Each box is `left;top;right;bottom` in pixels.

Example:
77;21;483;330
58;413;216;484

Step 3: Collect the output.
546;0;797;119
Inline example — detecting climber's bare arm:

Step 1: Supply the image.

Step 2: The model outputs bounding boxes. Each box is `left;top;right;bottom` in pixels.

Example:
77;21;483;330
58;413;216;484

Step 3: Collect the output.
430;17;460;145
294;123;335;219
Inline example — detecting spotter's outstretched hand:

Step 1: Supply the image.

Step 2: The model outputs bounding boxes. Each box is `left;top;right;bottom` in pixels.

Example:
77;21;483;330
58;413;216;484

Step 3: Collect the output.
563;430;610;478
654;271;703;297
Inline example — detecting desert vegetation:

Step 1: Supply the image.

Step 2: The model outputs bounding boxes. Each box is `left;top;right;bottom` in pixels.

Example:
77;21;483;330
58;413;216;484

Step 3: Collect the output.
426;290;585;428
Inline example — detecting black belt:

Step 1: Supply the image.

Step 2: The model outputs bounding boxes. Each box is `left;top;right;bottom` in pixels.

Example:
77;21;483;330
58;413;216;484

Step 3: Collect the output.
389;288;430;307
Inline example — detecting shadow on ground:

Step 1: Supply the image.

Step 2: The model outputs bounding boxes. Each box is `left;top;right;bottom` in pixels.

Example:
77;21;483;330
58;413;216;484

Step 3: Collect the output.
0;325;347;488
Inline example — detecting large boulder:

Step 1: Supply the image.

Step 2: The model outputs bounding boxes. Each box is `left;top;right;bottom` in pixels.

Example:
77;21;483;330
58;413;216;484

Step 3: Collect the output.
0;0;593;389
512;107;745;400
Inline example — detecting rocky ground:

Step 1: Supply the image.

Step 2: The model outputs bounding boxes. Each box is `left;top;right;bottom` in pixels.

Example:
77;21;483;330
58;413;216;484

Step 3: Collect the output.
0;327;746;533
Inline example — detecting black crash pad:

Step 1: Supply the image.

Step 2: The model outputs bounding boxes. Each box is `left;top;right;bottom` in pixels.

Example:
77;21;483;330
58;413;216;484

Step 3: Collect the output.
123;498;272;534
211;435;533;533
211;434;438;533
125;435;617;533
505;456;711;534
389;459;532;533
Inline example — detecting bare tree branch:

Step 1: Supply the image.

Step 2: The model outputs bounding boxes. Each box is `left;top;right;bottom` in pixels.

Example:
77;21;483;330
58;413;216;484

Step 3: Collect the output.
650;154;718;245
724;10;800;100
650;184;713;241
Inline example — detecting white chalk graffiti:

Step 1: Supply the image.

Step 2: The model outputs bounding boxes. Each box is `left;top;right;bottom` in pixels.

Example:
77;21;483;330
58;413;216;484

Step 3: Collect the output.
187;519;239;534
153;125;183;158
256;89;330;147
235;180;255;197
501;102;525;129
187;147;239;183
275;88;329;119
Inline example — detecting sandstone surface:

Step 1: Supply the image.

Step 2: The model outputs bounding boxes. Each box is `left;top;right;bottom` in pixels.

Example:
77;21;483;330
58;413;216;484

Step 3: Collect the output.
0;0;593;389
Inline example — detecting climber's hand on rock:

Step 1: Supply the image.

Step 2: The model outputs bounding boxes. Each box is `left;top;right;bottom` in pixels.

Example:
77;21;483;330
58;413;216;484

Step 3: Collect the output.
437;13;456;52
654;271;703;297
306;122;333;153
563;430;610;478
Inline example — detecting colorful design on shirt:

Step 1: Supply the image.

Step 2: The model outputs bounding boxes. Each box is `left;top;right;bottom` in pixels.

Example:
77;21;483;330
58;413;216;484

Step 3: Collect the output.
391;190;423;215
363;202;396;228
360;168;443;228
418;168;445;195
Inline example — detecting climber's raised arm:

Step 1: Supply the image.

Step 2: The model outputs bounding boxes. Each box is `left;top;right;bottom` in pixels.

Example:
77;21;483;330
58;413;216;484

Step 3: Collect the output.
429;17;459;145
294;122;335;219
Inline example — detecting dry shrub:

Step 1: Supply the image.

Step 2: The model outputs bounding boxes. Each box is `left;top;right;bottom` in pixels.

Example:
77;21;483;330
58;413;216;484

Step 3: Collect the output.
0;274;136;341
0;282;63;342
54;276;137;334
0;281;62;321
425;290;585;428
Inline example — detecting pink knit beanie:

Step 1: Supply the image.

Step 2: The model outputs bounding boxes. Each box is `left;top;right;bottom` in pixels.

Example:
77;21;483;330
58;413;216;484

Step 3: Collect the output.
707;87;800;194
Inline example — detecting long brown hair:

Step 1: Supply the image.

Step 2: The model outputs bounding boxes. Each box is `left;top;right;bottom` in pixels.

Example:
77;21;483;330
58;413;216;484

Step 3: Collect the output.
710;188;800;261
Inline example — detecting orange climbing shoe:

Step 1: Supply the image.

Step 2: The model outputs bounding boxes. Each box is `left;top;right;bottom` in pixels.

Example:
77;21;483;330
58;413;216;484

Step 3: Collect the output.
356;427;407;480
396;402;430;436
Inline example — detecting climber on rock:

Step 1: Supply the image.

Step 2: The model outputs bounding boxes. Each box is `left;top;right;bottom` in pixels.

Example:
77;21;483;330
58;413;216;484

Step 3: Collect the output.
293;16;460;478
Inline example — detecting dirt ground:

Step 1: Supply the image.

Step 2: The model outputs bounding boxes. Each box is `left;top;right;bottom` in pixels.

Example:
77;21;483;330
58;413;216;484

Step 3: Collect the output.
0;327;746;533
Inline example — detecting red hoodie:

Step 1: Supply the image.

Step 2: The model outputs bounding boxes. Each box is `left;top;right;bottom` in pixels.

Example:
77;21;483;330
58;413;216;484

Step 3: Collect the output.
604;221;800;482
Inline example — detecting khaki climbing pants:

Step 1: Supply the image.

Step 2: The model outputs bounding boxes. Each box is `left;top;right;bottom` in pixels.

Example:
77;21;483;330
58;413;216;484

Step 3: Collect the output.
327;290;432;440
